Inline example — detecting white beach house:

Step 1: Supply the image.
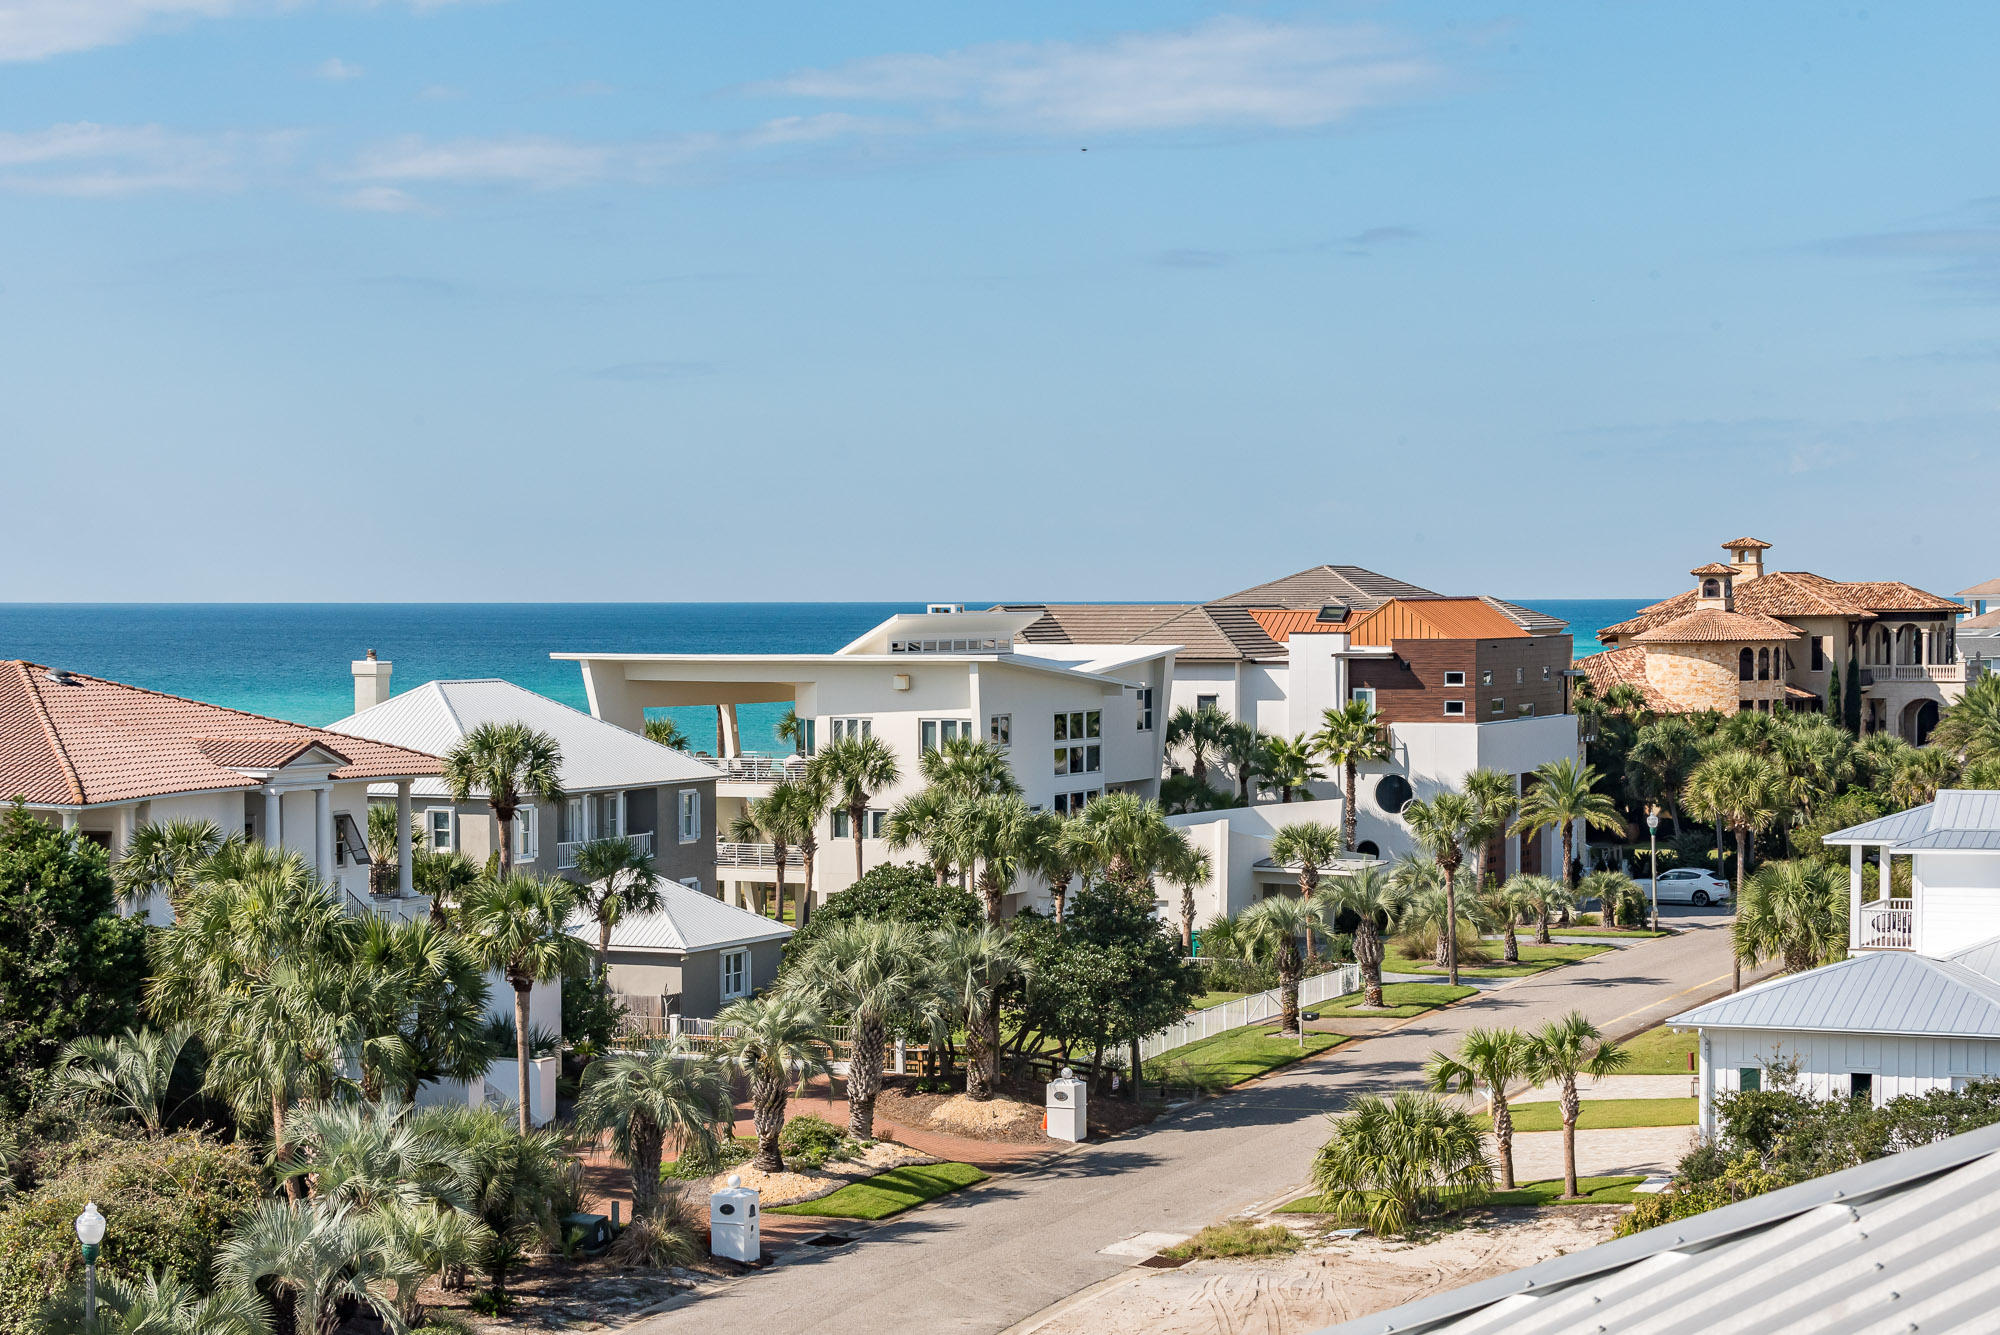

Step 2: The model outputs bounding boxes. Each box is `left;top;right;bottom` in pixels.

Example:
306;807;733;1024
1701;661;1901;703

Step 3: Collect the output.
555;604;1178;915
1676;790;2000;1137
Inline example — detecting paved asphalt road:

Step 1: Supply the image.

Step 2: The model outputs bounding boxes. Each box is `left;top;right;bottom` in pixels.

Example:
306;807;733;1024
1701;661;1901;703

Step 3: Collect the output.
635;908;1753;1335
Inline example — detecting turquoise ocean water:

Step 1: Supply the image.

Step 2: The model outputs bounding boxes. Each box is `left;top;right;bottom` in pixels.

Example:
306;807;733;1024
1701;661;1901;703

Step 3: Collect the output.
0;598;1647;754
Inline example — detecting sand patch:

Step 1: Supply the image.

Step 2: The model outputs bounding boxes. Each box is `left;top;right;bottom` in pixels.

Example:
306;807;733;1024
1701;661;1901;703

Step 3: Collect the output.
708;1140;940;1206
926;1093;1043;1137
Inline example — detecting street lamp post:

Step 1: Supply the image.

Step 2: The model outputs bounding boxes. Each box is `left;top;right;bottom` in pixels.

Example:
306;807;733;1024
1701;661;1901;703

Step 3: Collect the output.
75;1201;105;1332
1646;808;1661;932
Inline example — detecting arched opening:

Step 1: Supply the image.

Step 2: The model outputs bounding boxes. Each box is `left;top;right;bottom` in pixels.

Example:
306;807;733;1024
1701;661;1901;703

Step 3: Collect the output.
1355;840;1380;858
1739;648;1755;681
1905;699;1941;745
1757;648;1771;680
1702;579;1721;598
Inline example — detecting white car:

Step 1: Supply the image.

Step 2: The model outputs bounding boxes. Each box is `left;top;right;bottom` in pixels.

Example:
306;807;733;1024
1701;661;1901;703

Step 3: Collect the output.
1641;867;1732;907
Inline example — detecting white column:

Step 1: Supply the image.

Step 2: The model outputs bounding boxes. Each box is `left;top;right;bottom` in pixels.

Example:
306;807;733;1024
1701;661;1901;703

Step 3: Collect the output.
113;804;137;860
264;789;282;849
314;786;333;884
60;810;79;831
1849;843;1863;951
1698;1032;1715;1140
718;703;741;758
396;781;414;897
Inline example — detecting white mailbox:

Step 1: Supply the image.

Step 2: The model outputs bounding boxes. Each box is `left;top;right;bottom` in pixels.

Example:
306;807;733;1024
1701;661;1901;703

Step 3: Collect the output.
1046;1066;1088;1142
709;1174;760;1262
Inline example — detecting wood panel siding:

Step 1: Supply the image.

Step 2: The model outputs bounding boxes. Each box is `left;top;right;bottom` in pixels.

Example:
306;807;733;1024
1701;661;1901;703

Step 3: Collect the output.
1350;636;1573;725
1475;636;1573;720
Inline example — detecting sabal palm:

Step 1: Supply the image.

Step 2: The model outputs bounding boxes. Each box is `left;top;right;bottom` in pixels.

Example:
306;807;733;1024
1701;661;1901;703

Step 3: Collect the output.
1624;716;1701;830
283;1098;471;1212
365;802;420;897
1239;894;1325;1034
1218;721;1269;804
809;734;901;879
919;736;1020;799
1164;704;1230;787
1165;841;1213;956
412;1105;566;1298
351;913;493;1102
1579;869;1645;930
441;720;566;878
1771;716;1855;836
1271;821;1343;959
1425;1026;1532;1189
1511;757;1626;900
370;1198;493;1328
202;970;354;1199
570;835;662;974
1403;790;1477;985
33;1268;273;1335
1683;747;1783;990
1891;746;1960;809
1308;1091;1492;1236
730;793;802;918
716;992;834;1171
1026;812;1095;922
885;785;956;887
1260;732;1325;802
770;773;832;925
112;818;233;910
1735;858;1847;975
1492;875;1552;962
1316;864;1408;1007
1397;881;1495;969
643;716;693;751
56;1026;194;1135
1075;791;1179;890
933;924;1021;1101
1461;768;1519;893
576;1046;731;1218
944;791;1040;924
218;1200;402;1335
457;873;588;1132
1312;700;1391;850
784;919;931;1136
1934;672;2000;765
1523;1012;1628;1199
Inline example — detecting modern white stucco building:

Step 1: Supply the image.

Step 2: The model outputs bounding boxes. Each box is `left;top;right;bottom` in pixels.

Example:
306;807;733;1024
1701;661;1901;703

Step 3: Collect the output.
1676;791;2000;1137
555;605;1177;915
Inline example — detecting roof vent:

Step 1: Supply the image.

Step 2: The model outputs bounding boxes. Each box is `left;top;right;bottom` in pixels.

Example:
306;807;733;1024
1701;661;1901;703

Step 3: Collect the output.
1316;603;1349;623
44;669;77;686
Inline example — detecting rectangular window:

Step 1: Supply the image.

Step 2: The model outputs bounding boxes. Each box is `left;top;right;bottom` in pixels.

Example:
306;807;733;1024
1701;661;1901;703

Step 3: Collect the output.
1135;688;1154;731
1542;664;1552;681
832;810;887;839
989;714;1012;746
1351;686;1376;713
1518;703;1535;717
594;792;622;839
1054;790;1100;815
512;806;538;861
680;876;702;894
1444;700;1466;717
720;949;750;1001
1849;1072;1874;1103
678;789;700;843
1480;669;1494;686
1196;694;1218;713
1051;711;1101;747
426;807;454;852
828;717;871;743
1443;671;1465;687
921;719;972;752
564;797;585;843
1811;637;1826;671
1490;698;1505;717
334;812;368;868
1739;1067;1761;1093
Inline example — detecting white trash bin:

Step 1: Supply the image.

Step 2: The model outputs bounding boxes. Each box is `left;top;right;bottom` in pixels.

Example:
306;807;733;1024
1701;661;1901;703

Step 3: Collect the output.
1046;1066;1088;1142
709;1174;760;1262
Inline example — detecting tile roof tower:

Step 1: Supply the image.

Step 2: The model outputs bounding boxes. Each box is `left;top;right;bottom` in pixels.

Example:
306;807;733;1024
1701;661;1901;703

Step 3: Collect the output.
1723;536;1771;583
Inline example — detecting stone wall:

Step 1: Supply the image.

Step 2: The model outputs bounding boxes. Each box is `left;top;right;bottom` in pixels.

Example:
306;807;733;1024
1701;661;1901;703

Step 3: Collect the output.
1643;640;1791;713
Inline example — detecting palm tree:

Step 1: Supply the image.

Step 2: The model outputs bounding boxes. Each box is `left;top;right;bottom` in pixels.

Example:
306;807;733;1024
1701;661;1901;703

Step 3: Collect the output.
944;791;1043;924
1396;878;1495;971
1403;790;1476;985
1316;864;1409;1008
643;716;693;751
370;1198;493;1329
56;1027;194;1136
1165;841;1213;956
457;873;588;1132
932;924;1021;1101
219;1200;401;1335
1425;1027;1532;1189
810;733;901;880
1511;758;1626;910
1218;720;1269;804
1313;699;1392;851
1934;672;2000;765
1462;768;1519;893
1308;1091;1492;1236
1771;715;1855;842
919;735;1020;798
716;992;833;1171
1683;748;1783;990
1523;1011;1628;1199
283;1098;469;1211
34;1268;272;1335
1271;821;1343;959
1579;868;1645;929
1026;812;1095;923
1260;732;1325;802
112;818;233;910
729;790;803;918
363;802;421;898
1735;859;1847;975
1074;791;1181;891
1164;703;1230;788
576;1046;732;1219
416;1105;566;1299
1891;745;1961;809
415;845;480;923
349;915;494;1102
570;835;662;975
771;772;833;925
885;785;957;887
784;920;932;1134
441;721;566;878
1624;716;1701;831
1239;894;1325;1034
1493;875;1552;962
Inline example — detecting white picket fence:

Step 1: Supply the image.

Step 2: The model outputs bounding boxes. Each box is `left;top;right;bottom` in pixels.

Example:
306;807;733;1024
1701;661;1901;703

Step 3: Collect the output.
1138;963;1361;1063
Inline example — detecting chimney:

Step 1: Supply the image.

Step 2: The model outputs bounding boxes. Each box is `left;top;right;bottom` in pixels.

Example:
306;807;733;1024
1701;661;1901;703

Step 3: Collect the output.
1722;537;1769;583
352;650;392;714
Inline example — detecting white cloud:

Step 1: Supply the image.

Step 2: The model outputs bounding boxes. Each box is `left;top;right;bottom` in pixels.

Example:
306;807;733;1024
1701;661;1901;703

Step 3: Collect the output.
345;134;628;189
341;183;425;212
0;121;293;194
756;17;1437;134
0;0;479;62
316;55;362;81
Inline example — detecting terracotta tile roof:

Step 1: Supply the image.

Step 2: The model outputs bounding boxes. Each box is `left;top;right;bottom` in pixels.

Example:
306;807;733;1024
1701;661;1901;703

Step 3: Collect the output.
1722;537;1772;550
0;661;443;807
1600;569;1963;644
1631;609;1803;644
1345;598;1532;646
1691;562;1736;576
1832;581;1967;614
1575;645;1671;711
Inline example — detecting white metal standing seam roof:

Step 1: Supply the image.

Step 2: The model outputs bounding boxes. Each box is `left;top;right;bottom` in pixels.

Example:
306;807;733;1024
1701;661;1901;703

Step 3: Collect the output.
330;679;723;798
1669;947;2000;1038
567;877;792;955
1823;789;2000;847
1313;1118;2000;1335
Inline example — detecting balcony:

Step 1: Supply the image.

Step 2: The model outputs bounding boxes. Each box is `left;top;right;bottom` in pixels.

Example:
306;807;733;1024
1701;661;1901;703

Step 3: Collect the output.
716;841;803;870
710;753;806;783
1860;664;1966;687
556;829;653;871
1856;897;1912;950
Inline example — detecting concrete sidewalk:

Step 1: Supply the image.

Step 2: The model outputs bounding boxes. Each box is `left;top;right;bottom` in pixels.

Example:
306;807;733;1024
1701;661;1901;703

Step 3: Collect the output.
632;911;1756;1335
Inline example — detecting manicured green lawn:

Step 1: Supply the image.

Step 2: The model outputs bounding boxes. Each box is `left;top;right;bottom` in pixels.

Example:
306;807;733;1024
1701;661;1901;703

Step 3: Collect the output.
1542;927;1669;939
1383;943;1612;979
767;1163;987;1219
1619;1023;1700;1075
1143;1026;1348;1089
1480;1097;1696;1133
1278;1175;1646;1214
1195;990;1248;1010
1320;982;1478;1019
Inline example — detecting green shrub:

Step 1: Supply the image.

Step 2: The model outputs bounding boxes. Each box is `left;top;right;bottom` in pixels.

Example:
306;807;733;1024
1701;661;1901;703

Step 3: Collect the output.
777;1115;855;1170
665;1138;751;1181
0;1131;261;1334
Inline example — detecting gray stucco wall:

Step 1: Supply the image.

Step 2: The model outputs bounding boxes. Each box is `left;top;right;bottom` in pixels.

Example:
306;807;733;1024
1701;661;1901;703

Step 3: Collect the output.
614;937;785;1020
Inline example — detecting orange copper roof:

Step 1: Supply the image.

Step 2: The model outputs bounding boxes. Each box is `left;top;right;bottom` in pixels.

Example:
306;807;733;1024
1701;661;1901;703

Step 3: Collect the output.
1247;608;1350;642
0;661;442;807
1631;609;1802;645
1344;598;1530;646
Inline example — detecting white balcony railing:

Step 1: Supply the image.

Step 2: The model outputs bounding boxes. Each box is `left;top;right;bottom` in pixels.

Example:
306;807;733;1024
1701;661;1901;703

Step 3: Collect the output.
710;753;806;782
1861;664;1966;686
1857;898;1913;950
556;829;654;871
716;841;803;869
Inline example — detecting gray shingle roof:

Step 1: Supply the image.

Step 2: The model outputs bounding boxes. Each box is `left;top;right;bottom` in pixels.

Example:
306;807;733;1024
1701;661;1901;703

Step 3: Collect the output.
1313;1119;2000;1335
1824;790;2000;848
1670;948;2000;1038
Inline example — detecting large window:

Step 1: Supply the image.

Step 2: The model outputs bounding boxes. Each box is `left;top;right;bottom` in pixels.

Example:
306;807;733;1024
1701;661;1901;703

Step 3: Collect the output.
828;717;871;743
1054;743;1102;776
425;807;454;852
1811;637;1826;671
593;792;622;839
512;806;538;861
1054;789;1099;815
832;809;887;839
920;718;974;752
1739;648;1755;681
1053;710;1101;742
1136;688;1155;731
1443;671;1465;686
678;789;701;843
720;949;750;1001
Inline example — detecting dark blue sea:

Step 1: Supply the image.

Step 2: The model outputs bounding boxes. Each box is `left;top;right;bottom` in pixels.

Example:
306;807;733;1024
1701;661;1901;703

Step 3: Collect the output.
0;599;1648;753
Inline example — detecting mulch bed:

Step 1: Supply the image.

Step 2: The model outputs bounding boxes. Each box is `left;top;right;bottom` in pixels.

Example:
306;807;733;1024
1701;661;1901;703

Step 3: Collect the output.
876;1075;1163;1142
406;1255;718;1332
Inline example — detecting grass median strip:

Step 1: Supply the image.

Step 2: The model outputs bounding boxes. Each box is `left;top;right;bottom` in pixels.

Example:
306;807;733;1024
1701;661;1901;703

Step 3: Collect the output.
1319;982;1478;1019
1482;1096;1696;1132
1144;1027;1348;1089
1383;943;1612;979
767;1163;987;1220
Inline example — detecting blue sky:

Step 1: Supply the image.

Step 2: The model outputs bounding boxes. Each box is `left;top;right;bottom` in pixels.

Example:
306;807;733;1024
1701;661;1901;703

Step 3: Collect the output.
4;2;1997;602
